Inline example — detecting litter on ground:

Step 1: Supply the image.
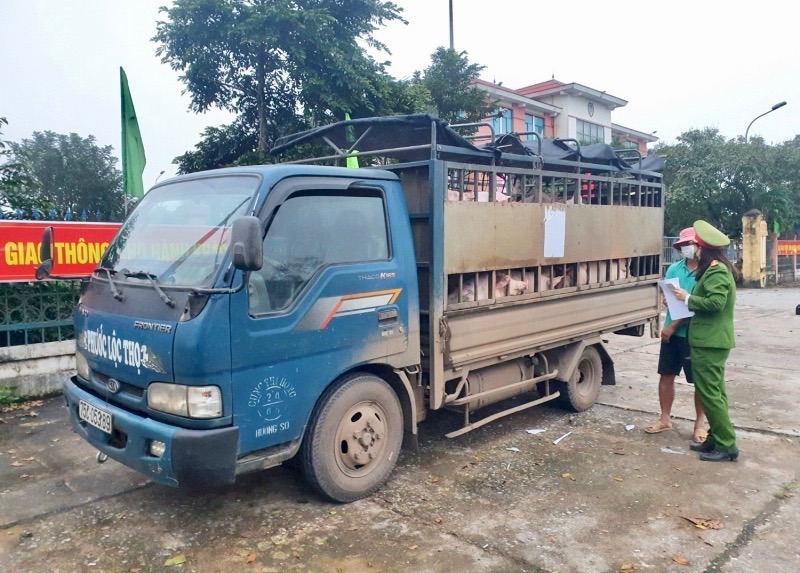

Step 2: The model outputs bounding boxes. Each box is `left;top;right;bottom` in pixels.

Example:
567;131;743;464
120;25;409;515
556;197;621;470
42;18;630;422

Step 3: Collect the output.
553;431;572;445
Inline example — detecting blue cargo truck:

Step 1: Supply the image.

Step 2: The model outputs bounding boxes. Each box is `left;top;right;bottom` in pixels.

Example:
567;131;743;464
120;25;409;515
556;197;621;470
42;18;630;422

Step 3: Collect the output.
39;115;664;502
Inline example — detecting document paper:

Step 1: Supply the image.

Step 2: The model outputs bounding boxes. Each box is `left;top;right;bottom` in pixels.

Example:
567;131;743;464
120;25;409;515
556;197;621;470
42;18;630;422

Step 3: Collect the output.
543;207;566;258
658;277;694;320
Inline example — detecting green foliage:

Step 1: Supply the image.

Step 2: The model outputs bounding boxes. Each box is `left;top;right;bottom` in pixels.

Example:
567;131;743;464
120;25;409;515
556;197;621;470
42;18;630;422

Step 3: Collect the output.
657;128;800;239
610;136;628;149
2;129;124;221
0;117;39;217
174;119;260;174
0;116;8;155
412;47;491;126
0;386;21;406
154;0;409;158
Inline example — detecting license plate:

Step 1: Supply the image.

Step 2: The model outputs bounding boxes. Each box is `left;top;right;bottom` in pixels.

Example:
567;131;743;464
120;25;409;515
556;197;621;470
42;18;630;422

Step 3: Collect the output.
79;400;112;434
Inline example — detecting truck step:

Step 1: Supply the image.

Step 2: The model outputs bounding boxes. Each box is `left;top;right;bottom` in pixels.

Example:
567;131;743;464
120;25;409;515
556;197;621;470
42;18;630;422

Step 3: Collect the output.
445;391;560;438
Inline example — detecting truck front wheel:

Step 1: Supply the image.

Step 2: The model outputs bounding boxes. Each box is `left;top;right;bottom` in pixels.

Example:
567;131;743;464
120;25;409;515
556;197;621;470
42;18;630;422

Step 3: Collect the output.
299;373;403;503
554;345;603;412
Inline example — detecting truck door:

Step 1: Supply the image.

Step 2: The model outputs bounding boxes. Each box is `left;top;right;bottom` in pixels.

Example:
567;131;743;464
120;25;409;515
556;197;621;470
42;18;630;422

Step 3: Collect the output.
230;179;410;456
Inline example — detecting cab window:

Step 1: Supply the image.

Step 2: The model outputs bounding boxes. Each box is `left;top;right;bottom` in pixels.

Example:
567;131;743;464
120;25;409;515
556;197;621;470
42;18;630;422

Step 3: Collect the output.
248;191;389;314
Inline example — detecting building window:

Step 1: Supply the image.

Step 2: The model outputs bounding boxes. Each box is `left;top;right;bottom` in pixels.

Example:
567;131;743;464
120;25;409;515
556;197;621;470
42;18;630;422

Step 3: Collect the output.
524;114;544;139
576;119;605;144
624;140;638;149
490;109;513;136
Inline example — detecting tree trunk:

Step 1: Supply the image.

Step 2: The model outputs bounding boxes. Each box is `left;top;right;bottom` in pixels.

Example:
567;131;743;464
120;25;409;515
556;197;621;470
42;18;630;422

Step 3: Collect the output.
257;47;267;153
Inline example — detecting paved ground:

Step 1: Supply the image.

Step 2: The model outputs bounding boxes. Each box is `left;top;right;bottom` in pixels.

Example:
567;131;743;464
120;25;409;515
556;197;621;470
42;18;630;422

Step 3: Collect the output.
1;287;798;573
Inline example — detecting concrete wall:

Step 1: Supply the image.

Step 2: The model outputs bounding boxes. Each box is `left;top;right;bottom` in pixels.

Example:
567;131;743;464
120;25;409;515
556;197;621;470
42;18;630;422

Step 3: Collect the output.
0;340;75;399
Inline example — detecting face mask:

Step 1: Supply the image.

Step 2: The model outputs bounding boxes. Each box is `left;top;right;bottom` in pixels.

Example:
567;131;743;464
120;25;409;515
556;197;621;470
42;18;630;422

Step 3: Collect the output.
681;245;696;259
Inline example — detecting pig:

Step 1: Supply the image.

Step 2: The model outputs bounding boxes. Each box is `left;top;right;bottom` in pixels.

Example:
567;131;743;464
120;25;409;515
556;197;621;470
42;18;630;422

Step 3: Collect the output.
495;272;529;296
509;270;532;293
447;189;475;201
447;272;528;304
521;191;582;204
577;261;609;285
536;273;565;291
505;274;528;295
447;275;488;304
511;269;563;293
475;191;512;202
609;258;630;280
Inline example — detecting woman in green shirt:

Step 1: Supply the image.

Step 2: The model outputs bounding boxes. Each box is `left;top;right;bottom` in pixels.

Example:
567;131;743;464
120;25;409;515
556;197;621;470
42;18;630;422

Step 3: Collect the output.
645;227;706;442
672;220;740;462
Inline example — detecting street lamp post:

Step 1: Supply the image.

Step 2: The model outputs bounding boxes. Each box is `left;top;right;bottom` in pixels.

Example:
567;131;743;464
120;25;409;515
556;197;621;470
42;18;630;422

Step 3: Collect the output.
449;0;454;49
745;101;787;143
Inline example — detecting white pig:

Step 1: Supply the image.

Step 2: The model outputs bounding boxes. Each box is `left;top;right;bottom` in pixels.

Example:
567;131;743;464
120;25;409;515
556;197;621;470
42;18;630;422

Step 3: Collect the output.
511;269;563;292
447;272;526;304
609;258;630;280
577;261;610;285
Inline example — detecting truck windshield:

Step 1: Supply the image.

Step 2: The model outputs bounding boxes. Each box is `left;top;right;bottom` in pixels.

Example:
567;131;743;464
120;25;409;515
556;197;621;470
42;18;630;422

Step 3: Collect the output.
100;175;259;287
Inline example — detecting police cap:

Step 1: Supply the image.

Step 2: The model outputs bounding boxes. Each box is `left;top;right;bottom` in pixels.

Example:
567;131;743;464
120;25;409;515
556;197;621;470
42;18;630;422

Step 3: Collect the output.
693;220;730;248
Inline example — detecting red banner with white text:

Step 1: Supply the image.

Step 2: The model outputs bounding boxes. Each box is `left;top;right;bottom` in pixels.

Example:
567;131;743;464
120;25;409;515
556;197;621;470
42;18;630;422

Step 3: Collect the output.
0;221;121;282
777;240;800;256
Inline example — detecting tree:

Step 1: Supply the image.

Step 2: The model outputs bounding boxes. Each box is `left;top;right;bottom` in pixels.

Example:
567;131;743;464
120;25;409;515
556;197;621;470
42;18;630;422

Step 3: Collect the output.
153;0;408;154
173;75;431;174
412;47;491;125
174;119;259;174
1;117;40;218
5;131;124;221
656;128;800;239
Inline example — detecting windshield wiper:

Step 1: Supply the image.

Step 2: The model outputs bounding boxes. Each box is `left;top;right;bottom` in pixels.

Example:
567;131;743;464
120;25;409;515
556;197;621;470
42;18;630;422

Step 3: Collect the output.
124;270;176;308
160;196;252;282
95;266;124;301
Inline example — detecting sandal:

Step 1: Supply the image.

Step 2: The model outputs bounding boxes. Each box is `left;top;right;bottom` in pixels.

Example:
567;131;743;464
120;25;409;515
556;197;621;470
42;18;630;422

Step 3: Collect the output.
693;428;708;443
644;421;673;434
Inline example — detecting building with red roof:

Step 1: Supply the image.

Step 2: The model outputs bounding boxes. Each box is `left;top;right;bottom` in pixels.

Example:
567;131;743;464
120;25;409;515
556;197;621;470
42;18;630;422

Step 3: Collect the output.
471;78;657;154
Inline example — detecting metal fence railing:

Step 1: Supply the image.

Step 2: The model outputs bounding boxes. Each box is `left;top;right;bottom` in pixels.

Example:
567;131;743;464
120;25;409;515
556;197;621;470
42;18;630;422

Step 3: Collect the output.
663;236;679;269
0;281;80;347
767;253;800;283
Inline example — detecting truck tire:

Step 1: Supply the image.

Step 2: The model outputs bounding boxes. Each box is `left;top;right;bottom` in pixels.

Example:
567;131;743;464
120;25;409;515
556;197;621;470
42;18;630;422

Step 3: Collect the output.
553;346;603;412
299;372;403;503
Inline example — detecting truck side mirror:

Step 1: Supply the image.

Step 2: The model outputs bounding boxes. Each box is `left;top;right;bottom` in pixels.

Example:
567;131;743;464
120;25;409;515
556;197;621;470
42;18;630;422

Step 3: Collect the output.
230;216;263;271
35;226;54;280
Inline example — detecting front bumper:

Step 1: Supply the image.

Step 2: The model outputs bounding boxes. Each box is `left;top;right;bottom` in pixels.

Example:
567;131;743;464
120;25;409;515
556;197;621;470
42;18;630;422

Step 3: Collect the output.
64;377;239;487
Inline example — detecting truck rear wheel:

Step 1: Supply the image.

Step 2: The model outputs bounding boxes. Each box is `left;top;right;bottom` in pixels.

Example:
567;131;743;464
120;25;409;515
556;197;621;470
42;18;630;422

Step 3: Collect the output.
554;346;603;412
299;373;403;503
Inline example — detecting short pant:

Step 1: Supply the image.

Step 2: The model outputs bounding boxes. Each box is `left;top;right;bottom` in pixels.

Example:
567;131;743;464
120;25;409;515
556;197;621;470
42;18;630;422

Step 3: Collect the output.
657;335;694;384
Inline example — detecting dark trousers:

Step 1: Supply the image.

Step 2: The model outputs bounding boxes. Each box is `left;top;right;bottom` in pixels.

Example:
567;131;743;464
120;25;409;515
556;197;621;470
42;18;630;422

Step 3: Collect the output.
690;346;736;451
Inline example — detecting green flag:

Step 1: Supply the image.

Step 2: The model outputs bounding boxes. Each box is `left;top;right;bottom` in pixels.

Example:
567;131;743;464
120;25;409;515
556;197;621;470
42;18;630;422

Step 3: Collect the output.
120;67;146;198
344;112;359;169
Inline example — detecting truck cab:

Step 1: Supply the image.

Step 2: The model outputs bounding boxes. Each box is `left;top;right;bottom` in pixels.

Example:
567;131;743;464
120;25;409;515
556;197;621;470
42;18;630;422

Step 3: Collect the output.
62;165;420;500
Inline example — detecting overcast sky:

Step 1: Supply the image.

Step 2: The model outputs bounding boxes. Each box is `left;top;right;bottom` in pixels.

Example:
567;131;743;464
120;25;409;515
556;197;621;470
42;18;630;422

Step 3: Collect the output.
2;0;798;189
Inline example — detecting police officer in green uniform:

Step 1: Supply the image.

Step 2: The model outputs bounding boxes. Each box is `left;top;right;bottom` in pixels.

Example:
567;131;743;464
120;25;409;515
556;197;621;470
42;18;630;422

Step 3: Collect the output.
671;220;740;462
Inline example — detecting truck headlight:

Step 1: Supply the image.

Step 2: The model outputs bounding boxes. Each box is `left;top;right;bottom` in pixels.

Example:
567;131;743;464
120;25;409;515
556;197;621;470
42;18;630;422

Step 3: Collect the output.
147;383;221;419
187;386;222;418
75;352;90;380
